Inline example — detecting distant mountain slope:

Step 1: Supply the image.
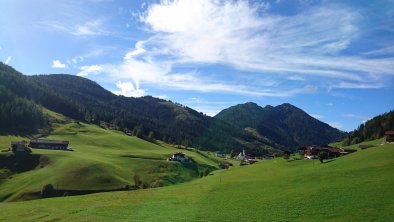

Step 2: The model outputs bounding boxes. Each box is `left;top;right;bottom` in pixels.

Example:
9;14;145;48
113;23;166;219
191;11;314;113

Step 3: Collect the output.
0;63;273;153
343;110;394;145
0;62;345;152
216;102;345;149
31;75;281;154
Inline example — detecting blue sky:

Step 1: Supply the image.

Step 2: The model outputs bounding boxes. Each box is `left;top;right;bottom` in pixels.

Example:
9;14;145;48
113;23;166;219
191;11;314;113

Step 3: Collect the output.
1;0;393;131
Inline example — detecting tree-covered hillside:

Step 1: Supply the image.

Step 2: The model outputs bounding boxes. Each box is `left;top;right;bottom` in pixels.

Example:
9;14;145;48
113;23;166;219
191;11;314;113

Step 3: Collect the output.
0;63;269;153
0;62;346;152
343;110;394;145
216;103;345;149
0;64;47;131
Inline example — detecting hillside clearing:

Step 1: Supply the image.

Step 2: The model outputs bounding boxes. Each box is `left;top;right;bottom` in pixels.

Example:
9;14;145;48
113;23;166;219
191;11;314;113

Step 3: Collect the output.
0;122;220;202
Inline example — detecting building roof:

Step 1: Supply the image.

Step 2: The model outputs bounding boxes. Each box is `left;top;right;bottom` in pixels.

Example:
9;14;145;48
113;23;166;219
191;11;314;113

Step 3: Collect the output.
11;141;26;145
30;139;69;145
385;131;394;135
327;147;344;153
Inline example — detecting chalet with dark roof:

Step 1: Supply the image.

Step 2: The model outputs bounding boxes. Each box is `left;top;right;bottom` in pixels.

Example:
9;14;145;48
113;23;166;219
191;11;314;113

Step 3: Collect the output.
29;139;69;150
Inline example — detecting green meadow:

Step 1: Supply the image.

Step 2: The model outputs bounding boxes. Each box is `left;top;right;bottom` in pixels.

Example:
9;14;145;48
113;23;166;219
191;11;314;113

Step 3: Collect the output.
0;129;393;221
0;119;220;202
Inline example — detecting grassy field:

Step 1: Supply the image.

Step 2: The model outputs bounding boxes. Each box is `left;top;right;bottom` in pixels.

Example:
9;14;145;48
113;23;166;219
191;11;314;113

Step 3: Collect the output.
0;120;221;202
0;138;393;221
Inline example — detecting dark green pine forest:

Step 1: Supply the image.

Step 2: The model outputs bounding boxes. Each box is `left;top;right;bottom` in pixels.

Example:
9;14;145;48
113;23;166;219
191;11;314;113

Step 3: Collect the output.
0;62;347;153
343;110;394;145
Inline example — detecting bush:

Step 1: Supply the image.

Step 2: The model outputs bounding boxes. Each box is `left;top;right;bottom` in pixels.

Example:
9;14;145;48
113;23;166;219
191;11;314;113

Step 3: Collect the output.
41;184;54;198
133;173;141;188
318;151;328;163
141;181;150;189
150;179;164;188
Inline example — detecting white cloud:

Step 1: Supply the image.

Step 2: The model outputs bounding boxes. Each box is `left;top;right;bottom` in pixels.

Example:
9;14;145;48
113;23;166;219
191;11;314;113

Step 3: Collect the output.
105;57;301;97
124;41;146;60
4;56;11;65
71;56;84;64
112;81;145;97
68;49;106;65
142;1;361;65
334;81;384;89
52;59;67;68
194;107;221;117
328;122;343;129
310;114;324;119
363;45;394;56
81;1;393;99
77;65;103;76
156;95;167;99
131;0;393;93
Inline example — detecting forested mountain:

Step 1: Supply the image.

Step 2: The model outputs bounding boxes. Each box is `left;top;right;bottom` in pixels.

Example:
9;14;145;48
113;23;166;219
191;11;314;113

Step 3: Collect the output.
0;62;346;152
216;102;345;148
343;110;394;145
0;63;260;153
0;64;49;131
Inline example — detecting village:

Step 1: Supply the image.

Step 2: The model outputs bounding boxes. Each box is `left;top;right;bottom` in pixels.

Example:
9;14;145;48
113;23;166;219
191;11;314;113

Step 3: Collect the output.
9;131;394;169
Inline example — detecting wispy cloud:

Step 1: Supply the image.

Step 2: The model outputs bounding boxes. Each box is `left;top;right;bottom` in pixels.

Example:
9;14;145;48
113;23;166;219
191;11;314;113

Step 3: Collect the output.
124;41;146;60
363;45;394;56
41;19;109;37
67;49;107;65
52;59;67;68
328;122;343;129
310;114;324;119
334;81;385;89
343;113;370;123
182;97;234;116
4;56;11;65
77;65;103;76
110;0;393;96
78;1;393;98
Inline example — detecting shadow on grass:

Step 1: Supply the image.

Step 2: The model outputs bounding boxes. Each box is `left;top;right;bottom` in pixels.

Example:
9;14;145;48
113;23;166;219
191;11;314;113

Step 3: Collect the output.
120;155;166;160
323;159;336;164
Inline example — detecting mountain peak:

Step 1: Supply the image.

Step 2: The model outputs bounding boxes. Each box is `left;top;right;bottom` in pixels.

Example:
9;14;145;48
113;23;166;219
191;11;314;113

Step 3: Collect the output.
216;101;345;148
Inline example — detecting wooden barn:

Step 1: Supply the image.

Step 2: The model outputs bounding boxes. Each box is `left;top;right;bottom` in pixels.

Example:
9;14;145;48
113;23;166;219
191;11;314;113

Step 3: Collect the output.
385;131;394;143
29;139;69;150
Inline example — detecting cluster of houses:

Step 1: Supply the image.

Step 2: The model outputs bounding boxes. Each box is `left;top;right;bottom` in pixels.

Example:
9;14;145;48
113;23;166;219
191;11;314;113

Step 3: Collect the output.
236;149;258;166
10;139;71;154
298;146;357;159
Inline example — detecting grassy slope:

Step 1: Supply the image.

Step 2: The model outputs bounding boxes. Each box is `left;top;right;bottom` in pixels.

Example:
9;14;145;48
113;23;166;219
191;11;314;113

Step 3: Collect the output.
0;140;393;221
0;120;220;202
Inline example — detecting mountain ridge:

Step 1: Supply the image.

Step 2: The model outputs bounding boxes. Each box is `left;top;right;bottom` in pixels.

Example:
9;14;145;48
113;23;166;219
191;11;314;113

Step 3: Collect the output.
0;62;345;152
